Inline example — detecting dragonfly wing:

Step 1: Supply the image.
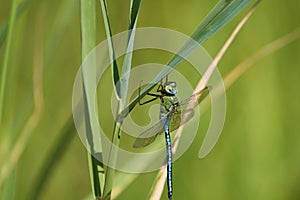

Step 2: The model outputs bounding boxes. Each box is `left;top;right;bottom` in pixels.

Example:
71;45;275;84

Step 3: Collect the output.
133;117;167;148
168;87;210;132
169;108;195;132
134;107;197;148
179;86;210;108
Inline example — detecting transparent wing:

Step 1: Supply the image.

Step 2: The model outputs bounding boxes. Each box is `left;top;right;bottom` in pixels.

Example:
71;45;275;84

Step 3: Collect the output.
171;86;209;129
169;108;194;132
133;117;167;148
133;108;194;148
179;86;210;109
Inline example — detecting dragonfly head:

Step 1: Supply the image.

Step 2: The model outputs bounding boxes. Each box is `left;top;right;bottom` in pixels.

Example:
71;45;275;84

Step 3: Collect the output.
164;82;178;95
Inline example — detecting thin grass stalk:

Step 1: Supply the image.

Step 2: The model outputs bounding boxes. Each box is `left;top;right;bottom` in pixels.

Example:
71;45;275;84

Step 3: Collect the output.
148;2;259;199
224;27;300;88
98;0;121;198
99;0;121;99
102;121;122;200
198;0;261;91
98;2;123;197
101;1;141;199
120;0;141;108
0;0;30;48
80;0;102;198
0;0;18;128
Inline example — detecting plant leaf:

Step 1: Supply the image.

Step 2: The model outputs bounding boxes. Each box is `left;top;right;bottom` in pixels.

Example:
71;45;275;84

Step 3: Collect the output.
99;0;121;99
0;0;30;48
80;0;103;198
120;0;141;106
0;0;18;131
101;1;142;199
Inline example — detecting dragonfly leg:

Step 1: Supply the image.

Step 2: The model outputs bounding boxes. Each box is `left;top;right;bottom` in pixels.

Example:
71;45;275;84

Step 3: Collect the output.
138;96;159;105
157;79;164;92
138;81;161;105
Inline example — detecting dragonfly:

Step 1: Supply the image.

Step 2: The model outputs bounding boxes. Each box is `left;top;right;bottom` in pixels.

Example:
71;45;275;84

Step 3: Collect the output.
134;77;210;200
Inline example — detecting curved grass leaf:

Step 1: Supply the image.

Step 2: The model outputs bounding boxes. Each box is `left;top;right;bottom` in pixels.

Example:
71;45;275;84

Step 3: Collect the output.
120;0;141;107
80;0;103;198
0;0;18;133
0;0;30;48
128;0;142;31
99;0;121;99
0;0;28;196
101;1;142;199
119;0;252;119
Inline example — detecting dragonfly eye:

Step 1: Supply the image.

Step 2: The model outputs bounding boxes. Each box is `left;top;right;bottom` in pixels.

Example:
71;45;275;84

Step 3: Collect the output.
165;82;178;95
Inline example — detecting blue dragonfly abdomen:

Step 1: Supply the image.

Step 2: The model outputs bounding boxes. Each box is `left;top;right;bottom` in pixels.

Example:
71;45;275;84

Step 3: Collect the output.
164;113;173;199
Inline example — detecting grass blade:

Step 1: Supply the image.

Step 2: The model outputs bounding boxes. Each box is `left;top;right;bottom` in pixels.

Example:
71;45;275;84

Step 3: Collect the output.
101;1;142;199
99;0;121;99
0;6;44;188
0;0;30;48
171;0;252;63
120;0;141;107
0;2;18;191
0;0;18;128
224;26;300;89
129;0;142;30
80;0;103;198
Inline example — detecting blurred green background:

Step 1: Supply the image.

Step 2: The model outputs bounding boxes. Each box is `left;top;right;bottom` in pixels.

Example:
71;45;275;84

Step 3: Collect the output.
1;0;300;199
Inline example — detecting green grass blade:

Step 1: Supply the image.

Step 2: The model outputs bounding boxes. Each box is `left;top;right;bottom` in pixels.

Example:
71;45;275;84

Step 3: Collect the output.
101;1;142;199
99;0;121;99
174;0;252;59
0;0;18;131
80;0;103;198
0;0;30;48
102;122;121;200
120;0;141;106
0;0;29;195
128;0;142;30
119;0;252;119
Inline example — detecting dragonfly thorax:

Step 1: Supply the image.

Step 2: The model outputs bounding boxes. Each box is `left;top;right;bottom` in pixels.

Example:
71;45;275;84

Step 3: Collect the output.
164;81;178;95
